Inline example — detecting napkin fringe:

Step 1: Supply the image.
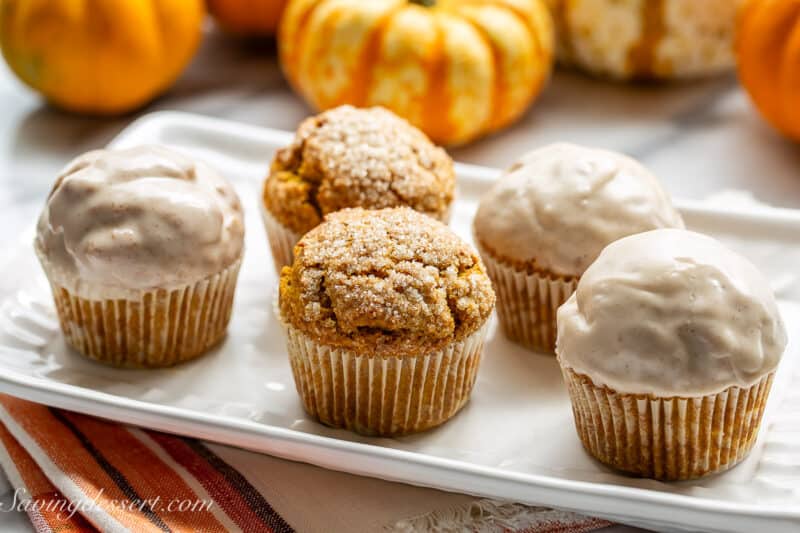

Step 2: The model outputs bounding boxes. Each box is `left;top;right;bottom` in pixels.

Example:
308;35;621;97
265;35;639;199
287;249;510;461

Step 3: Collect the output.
388;498;611;533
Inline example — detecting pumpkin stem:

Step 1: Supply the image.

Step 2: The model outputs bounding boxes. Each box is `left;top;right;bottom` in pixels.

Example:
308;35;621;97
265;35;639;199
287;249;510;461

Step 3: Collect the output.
409;0;436;6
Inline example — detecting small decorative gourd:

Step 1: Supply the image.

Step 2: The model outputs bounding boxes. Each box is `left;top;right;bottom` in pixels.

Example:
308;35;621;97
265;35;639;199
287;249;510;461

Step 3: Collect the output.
0;0;205;114
279;0;554;146
207;0;288;36
545;0;741;80
736;0;800;141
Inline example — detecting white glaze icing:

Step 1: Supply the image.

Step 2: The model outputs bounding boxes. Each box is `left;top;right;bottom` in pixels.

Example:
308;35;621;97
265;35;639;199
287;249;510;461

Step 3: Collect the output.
556;229;787;396
35;145;244;296
473;143;683;277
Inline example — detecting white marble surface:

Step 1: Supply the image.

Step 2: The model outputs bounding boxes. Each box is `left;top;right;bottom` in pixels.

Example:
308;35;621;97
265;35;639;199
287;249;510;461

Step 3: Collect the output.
1;29;799;533
2;31;800;252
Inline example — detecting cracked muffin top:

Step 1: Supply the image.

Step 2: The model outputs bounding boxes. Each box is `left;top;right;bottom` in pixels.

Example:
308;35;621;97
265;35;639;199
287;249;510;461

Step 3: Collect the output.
279;208;495;357
263;105;455;235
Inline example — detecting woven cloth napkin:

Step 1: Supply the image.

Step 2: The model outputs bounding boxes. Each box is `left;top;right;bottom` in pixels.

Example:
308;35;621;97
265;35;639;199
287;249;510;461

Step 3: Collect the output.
0;394;612;533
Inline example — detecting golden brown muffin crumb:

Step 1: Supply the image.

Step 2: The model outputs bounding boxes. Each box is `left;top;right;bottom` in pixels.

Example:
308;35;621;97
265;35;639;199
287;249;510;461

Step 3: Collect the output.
280;208;495;357
263;106;455;234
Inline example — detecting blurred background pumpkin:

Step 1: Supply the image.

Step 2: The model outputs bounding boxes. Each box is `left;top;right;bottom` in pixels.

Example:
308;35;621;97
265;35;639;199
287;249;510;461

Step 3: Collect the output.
545;0;741;80
0;0;205;115
207;0;288;36
278;0;554;146
736;0;800;142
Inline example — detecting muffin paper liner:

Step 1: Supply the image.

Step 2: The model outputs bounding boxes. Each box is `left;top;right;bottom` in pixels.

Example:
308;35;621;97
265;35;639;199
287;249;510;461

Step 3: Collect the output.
260;202;301;273
479;246;577;354
283;321;489;436
48;260;242;368
561;368;774;481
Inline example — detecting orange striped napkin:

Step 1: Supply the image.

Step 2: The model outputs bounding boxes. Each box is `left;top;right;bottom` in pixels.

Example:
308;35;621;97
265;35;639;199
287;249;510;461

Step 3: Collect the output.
0;394;612;533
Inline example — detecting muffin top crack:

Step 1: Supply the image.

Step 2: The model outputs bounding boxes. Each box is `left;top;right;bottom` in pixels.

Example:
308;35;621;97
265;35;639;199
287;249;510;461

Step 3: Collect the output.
263;106;455;235
279;208;495;357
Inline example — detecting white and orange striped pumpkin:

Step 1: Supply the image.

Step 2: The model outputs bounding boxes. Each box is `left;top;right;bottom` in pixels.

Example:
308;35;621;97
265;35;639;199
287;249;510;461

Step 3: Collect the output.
278;0;554;146
545;0;741;80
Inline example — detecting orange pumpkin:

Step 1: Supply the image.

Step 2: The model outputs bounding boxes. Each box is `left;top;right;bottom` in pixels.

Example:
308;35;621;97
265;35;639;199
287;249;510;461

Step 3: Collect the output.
0;0;205;115
279;0;554;146
737;0;800;141
207;0;288;36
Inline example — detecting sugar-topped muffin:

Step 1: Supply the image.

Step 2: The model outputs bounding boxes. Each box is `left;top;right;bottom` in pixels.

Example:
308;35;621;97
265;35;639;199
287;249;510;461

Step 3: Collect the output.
262;105;455;270
35;145;244;367
473;143;683;353
557;229;786;480
280;207;494;436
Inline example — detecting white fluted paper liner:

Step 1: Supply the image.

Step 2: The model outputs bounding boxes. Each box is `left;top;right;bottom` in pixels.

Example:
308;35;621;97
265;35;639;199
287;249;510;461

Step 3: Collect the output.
561;368;775;480
478;246;577;354
283;321;490;436
47;259;242;368
260;201;302;272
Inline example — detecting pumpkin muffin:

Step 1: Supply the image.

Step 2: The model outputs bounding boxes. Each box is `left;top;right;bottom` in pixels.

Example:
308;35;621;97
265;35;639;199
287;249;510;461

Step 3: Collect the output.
35;145;244;368
279;207;495;436
557;229;787;480
473;143;683;353
262;105;455;270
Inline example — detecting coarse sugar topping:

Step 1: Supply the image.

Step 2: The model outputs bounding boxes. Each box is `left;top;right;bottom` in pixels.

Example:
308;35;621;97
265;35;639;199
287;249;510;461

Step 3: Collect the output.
279;208;495;357
263;106;454;234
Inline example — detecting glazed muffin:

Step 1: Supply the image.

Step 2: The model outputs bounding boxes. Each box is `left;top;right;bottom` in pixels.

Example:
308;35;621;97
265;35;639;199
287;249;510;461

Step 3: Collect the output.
35;145;244;368
557;229;787;480
473;143;683;353
279;207;495;436
545;0;741;80
262;105;455;270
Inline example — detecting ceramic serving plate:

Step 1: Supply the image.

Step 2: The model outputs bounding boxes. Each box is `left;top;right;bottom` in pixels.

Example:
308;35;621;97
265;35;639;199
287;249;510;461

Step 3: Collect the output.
1;112;798;533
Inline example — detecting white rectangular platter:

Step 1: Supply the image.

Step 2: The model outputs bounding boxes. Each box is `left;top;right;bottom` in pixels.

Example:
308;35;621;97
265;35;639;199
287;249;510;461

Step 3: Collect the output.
1;111;799;533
